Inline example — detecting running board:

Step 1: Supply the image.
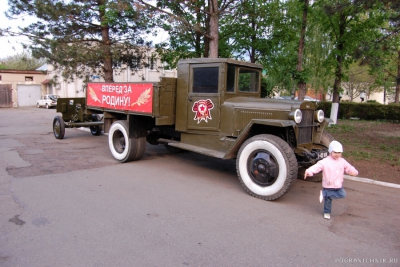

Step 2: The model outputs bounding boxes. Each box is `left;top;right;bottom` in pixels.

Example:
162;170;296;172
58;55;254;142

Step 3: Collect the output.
158;138;225;158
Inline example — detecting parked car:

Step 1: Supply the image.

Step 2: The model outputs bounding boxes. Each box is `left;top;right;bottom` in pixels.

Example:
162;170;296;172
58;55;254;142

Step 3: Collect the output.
37;95;60;109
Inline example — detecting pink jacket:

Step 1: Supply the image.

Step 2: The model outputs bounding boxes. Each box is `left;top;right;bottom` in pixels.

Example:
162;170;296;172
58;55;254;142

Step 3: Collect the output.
305;155;358;188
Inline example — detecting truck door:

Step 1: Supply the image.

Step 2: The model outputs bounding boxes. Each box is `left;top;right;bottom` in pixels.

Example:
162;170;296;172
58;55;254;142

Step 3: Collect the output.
187;65;221;132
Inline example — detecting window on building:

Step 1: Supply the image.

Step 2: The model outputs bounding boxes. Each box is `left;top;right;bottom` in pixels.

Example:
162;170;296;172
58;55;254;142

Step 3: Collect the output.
129;56;141;69
113;61;122;68
25;76;34;81
149;55;156;70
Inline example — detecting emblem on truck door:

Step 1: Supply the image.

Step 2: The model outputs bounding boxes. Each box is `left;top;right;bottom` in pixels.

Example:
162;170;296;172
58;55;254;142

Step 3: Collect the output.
192;99;214;123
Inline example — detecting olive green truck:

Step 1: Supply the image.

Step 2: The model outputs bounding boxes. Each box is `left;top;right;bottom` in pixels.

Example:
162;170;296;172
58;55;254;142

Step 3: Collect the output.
53;58;333;201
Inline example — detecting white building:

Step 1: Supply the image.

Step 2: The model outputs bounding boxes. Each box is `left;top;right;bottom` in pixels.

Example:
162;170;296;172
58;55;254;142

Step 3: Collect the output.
41;50;177;98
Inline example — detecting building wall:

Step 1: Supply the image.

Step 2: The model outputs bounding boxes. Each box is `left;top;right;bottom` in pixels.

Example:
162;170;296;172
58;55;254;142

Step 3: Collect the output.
326;90;387;104
44;50;177;98
0;70;47;107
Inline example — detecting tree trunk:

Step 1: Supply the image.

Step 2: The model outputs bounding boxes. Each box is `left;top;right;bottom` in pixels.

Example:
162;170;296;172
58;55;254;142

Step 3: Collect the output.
99;0;113;83
296;0;309;101
330;13;346;124
204;6;210;58
195;8;202;57
248;1;256;63
395;50;400;103
208;0;219;58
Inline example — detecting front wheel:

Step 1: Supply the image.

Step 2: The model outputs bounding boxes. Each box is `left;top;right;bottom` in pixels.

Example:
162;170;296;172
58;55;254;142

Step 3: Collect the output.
236;134;298;201
108;120;146;162
53;116;65;139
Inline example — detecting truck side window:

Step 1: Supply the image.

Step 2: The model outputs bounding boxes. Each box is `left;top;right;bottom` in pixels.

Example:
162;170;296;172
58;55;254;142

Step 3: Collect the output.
192;67;219;93
238;68;259;93
226;65;235;92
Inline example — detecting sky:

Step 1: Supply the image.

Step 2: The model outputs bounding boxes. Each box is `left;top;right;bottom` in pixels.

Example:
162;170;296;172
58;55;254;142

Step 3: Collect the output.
0;0;36;59
0;0;169;60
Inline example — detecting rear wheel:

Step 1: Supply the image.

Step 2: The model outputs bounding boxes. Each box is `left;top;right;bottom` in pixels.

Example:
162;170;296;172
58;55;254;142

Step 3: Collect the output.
53;116;65;139
45;103;49;109
236;134;298;201
37;102;40;108
108;120;146;162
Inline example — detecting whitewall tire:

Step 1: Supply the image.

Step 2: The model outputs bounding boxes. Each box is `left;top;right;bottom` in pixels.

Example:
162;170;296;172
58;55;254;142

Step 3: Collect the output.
236;134;298;200
108;120;146;162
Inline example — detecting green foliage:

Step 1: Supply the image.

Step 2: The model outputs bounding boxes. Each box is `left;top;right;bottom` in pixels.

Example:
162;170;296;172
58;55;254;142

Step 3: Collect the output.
0;51;46;70
4;0;155;82
151;0;219;68
2;0;398;102
260;76;272;98
318;101;400;121
220;0;280;63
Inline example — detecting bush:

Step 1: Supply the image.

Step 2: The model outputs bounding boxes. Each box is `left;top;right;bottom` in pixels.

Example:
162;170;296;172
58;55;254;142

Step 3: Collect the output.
317;101;400;121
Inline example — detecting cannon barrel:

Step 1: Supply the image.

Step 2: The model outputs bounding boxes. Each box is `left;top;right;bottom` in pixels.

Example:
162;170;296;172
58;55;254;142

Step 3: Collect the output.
64;121;104;128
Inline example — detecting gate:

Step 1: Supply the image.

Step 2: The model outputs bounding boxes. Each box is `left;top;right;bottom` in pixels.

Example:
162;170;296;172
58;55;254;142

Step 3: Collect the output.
0;84;12;108
17;85;41;106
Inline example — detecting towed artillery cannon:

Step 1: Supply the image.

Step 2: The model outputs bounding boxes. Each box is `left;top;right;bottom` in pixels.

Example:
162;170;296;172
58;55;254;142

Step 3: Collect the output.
53;97;103;139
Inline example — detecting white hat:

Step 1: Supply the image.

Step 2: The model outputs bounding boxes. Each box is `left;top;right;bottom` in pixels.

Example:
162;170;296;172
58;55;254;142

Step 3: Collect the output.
329;141;343;153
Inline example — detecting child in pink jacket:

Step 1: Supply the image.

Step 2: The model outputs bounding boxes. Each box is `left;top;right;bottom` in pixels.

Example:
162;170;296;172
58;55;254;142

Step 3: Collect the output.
304;140;358;220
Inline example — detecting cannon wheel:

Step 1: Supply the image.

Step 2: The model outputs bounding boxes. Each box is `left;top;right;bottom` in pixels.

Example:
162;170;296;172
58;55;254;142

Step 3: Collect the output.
53;116;65;139
108;120;146;162
90;114;102;136
236;134;298;201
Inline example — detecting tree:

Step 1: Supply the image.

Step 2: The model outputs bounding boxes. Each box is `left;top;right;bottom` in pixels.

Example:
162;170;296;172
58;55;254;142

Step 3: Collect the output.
357;0;400;103
296;0;309;101
314;0;388;123
3;0;153;83
255;0;302;96
219;0;279;63
139;0;238;66
0;51;47;70
342;62;376;101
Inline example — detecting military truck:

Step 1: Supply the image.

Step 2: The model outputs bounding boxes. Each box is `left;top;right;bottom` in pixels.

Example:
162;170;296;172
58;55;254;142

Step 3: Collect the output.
53;58;333;200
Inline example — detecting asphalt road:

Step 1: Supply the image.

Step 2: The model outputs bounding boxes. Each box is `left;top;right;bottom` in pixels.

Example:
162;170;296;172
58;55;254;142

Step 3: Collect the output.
0;107;399;267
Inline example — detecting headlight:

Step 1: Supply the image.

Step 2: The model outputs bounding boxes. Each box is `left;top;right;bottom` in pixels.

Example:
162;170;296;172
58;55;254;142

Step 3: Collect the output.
314;110;324;122
289;109;302;123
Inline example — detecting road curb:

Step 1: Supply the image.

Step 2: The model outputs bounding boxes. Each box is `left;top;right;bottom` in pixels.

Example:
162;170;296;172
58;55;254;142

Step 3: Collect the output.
344;175;400;189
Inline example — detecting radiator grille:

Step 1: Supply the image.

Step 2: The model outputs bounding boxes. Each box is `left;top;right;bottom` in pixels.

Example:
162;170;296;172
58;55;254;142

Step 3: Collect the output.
298;110;314;144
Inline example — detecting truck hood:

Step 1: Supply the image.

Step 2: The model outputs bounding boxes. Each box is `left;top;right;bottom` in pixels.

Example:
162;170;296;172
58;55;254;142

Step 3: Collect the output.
223;97;306;111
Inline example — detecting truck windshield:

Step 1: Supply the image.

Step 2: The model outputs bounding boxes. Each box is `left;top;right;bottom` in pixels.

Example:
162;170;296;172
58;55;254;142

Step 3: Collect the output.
238;68;259;93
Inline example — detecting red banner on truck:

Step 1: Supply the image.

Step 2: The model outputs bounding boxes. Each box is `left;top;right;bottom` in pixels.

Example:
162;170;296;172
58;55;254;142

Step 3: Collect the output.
86;83;153;113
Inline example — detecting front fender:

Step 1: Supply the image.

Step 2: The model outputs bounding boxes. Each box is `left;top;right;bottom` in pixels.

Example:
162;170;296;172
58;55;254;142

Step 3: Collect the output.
223;119;296;159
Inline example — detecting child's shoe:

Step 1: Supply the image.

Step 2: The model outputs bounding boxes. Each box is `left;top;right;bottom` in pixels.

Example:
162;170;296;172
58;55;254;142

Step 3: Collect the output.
324;213;330;220
319;190;323;203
